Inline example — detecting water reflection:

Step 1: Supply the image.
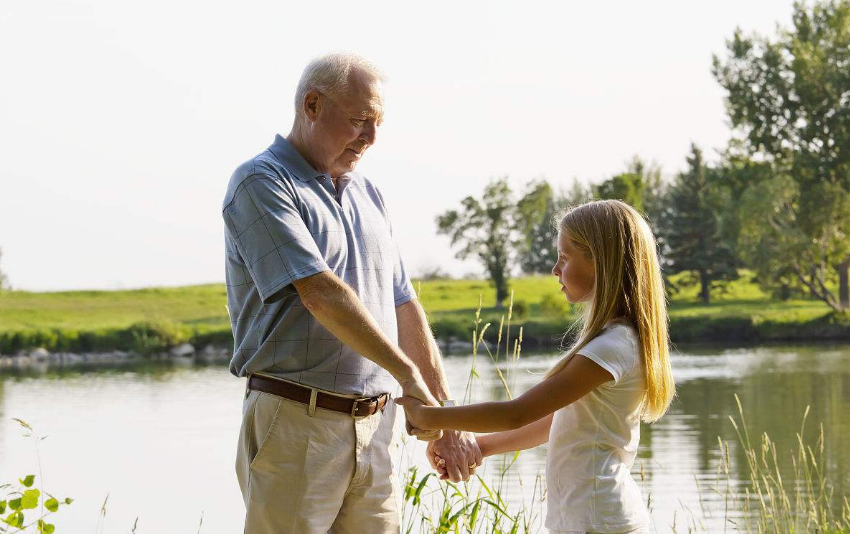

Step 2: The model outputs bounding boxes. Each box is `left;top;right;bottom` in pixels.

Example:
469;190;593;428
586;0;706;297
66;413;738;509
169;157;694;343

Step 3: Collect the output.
0;345;847;533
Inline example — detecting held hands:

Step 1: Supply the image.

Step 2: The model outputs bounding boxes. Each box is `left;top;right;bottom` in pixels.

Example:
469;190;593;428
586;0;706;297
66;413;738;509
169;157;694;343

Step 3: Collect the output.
395;396;485;482
396;373;442;441
427;432;483;482
394;396;428;430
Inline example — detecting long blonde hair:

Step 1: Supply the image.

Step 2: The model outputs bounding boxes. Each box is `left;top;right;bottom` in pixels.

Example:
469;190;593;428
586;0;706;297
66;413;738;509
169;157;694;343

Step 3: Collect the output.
545;199;675;422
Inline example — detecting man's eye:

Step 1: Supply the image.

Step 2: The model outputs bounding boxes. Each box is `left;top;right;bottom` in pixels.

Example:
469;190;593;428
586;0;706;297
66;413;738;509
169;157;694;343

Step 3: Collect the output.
351;119;366;126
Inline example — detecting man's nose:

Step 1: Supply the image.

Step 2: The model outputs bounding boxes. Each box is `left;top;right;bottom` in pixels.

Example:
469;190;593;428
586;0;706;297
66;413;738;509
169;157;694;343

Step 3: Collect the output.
360;122;377;145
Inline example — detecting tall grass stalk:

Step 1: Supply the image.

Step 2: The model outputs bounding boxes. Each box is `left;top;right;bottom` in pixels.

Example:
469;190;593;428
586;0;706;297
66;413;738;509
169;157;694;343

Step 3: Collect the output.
399;295;545;533
714;395;850;533
400;295;849;533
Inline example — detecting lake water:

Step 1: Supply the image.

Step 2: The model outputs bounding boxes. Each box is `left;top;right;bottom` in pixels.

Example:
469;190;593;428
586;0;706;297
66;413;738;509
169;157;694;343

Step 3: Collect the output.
1;343;848;533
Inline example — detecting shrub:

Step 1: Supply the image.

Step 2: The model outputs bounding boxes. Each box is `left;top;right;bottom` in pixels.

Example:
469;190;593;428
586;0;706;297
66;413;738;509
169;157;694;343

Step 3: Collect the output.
511;299;529;319
431;316;472;343
121;322;191;356
539;293;571;317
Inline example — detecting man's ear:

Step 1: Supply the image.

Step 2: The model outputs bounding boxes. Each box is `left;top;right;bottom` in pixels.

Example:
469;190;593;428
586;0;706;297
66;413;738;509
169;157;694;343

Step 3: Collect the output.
303;90;322;122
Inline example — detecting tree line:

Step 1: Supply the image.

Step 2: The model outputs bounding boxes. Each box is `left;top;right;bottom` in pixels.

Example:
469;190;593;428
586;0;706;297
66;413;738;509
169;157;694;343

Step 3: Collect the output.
438;0;850;313
0;248;7;292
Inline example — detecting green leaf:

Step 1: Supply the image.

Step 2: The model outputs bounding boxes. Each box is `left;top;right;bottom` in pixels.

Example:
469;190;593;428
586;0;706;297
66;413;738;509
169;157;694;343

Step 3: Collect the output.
469;499;481;527
2;510;24;528
413;473;433;506
0;500;5;514
21;489;40;510
45;498;59;513
9;497;21;511
483;499;511;519
64;497;74;505
20;475;35;488
38;519;56;534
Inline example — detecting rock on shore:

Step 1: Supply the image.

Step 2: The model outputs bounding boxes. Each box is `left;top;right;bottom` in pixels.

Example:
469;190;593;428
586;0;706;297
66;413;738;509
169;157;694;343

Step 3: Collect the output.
0;344;232;371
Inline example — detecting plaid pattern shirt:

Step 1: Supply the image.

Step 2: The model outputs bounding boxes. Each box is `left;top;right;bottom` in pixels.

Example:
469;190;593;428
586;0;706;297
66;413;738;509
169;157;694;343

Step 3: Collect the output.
222;135;415;397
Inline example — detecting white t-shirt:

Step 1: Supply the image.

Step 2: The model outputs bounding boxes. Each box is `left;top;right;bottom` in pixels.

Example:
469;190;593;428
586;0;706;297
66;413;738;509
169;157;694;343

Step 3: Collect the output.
545;322;649;533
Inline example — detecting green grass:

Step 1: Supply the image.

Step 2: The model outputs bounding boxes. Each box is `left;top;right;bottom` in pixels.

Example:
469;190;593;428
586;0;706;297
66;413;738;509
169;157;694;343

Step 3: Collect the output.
415;272;843;347
0;284;229;332
0;271;846;354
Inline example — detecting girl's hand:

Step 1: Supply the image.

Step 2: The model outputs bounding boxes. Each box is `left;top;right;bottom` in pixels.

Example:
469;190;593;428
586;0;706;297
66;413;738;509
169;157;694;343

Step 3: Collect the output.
395;396;429;430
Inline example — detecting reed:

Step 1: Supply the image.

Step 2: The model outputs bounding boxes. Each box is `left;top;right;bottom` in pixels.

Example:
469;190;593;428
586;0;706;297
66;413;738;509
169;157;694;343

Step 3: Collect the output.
399;296;850;533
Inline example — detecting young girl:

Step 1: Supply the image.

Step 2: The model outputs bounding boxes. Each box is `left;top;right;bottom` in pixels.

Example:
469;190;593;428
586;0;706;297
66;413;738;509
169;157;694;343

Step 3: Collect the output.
397;199;675;534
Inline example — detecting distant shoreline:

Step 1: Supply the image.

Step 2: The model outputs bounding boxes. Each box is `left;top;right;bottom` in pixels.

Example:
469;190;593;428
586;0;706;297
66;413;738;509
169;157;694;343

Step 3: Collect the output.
3;314;850;374
2;276;849;370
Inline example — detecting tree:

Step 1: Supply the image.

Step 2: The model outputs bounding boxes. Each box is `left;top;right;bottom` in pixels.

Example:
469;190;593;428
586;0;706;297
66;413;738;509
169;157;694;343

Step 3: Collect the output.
414;264;452;281
737;173;825;301
658;144;739;304
560;178;593;208
595;173;645;213
713;0;850;311
515;180;557;275
515;178;595;276
594;157;668;227
625;156;667;229
0;247;8;291
715;150;800;299
618;156;679;298
437;177;515;308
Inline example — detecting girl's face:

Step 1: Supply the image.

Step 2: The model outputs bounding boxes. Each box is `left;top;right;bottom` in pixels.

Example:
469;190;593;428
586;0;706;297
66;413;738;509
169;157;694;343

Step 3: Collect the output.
552;231;596;303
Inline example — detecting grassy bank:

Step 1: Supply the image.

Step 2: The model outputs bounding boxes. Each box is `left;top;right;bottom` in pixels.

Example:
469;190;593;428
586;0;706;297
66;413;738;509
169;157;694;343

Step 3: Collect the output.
1;272;848;355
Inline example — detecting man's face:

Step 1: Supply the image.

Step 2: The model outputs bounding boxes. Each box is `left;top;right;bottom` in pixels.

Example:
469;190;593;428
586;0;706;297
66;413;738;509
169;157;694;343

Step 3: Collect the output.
312;70;384;178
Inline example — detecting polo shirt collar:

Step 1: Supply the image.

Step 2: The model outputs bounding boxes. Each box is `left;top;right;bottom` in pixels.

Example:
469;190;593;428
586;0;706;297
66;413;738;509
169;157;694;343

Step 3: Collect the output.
268;134;327;182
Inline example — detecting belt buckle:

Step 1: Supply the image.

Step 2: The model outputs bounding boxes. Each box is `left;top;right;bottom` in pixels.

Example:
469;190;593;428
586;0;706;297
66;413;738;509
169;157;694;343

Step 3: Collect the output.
377;392;389;413
351;396;375;417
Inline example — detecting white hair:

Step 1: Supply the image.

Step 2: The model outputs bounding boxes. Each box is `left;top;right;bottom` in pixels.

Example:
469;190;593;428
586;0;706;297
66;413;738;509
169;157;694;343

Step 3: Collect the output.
293;52;385;117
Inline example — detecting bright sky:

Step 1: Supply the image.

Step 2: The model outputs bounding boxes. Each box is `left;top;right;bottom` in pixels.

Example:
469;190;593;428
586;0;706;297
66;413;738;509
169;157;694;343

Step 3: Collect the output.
0;0;795;291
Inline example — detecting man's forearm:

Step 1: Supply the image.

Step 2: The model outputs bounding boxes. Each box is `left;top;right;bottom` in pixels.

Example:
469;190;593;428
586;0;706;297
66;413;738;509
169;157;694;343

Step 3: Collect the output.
295;271;416;382
396;299;451;399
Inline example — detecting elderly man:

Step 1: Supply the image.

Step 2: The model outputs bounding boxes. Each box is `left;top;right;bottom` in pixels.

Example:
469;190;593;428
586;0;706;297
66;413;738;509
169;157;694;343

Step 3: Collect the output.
222;53;482;534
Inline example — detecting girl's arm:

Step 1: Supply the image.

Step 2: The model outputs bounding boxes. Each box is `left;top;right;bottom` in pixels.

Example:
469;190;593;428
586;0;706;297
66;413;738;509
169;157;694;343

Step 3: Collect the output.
476;413;554;457
396;353;613;433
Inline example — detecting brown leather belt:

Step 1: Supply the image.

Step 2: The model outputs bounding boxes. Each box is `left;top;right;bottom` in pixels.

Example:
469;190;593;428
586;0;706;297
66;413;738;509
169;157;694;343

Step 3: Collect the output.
247;374;390;418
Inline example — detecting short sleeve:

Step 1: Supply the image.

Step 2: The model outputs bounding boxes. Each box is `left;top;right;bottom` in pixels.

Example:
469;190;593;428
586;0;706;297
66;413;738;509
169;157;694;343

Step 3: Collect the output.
365;179;415;307
576;327;638;384
391;240;416;306
223;175;329;303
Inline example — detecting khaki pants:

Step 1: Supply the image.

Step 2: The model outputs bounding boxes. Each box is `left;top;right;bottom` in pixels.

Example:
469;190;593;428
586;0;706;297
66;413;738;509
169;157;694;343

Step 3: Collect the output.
236;384;400;534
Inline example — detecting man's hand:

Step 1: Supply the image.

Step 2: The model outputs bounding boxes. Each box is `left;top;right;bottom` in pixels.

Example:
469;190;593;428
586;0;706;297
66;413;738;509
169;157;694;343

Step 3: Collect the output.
427;431;482;483
396;374;442;441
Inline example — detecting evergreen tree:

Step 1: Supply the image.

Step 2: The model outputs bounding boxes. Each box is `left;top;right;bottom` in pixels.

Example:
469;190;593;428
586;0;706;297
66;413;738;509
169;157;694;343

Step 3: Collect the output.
659;144;738;303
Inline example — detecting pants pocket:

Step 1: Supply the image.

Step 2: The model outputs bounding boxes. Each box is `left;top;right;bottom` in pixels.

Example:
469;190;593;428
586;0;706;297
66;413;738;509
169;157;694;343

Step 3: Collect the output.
247;392;284;470
236;391;282;501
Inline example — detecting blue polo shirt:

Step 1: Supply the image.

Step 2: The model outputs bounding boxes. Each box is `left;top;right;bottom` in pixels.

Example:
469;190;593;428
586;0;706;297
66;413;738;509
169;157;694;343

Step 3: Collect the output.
222;134;415;397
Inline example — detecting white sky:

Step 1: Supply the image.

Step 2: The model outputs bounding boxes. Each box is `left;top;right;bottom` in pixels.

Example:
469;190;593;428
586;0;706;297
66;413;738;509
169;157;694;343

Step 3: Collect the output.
0;0;795;291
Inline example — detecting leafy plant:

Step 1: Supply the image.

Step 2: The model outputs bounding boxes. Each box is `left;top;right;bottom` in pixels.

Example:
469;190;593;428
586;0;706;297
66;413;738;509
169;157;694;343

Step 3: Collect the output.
0;420;72;534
